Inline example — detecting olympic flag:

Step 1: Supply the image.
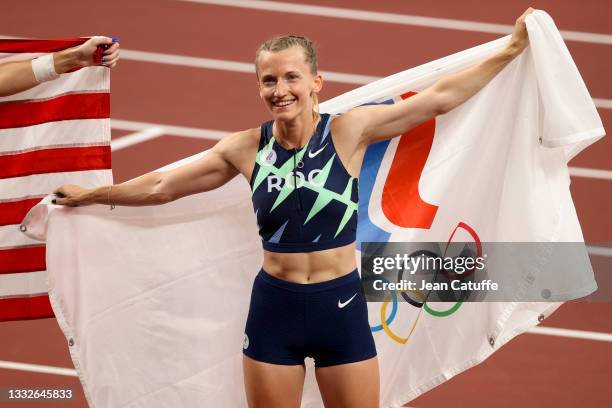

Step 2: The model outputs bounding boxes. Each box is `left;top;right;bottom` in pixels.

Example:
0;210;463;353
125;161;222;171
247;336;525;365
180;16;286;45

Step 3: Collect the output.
21;11;604;408
0;39;112;321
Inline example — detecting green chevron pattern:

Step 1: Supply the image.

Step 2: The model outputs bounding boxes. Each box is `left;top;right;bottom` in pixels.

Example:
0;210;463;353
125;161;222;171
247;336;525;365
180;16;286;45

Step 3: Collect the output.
253;142;358;238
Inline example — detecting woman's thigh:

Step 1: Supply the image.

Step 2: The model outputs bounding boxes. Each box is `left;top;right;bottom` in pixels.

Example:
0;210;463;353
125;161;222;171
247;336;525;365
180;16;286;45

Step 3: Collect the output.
315;356;380;408
243;355;306;408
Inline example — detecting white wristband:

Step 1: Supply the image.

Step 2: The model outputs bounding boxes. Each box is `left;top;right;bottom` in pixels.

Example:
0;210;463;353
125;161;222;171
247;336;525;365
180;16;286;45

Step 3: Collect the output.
31;53;60;83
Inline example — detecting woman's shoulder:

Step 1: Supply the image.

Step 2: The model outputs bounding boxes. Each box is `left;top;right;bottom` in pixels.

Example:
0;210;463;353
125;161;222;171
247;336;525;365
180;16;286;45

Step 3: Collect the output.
329;109;366;142
214;127;261;166
210;127;261;178
218;127;260;149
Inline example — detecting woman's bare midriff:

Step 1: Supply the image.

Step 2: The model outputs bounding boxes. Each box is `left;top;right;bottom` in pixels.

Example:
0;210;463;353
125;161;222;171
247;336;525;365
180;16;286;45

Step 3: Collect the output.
262;242;357;283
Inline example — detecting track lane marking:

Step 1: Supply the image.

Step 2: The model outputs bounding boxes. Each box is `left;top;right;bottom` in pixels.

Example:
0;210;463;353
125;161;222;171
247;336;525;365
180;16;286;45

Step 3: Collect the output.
111;119;611;184
111;127;165;152
528;326;612;342
570;167;612;181
1;34;612;109
0;360;77;377
587;245;612;257
181;0;612;46
593;98;612;110
120;49;612;110
120;50;612;110
111;119;229;140
0;325;610;376
121;49;380;85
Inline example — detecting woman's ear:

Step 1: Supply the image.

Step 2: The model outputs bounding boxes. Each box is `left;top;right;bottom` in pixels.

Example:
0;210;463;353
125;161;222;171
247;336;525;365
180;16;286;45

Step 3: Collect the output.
312;73;323;94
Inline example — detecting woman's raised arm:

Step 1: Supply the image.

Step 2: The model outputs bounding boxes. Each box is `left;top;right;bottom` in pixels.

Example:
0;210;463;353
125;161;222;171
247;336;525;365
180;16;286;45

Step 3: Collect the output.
343;8;534;147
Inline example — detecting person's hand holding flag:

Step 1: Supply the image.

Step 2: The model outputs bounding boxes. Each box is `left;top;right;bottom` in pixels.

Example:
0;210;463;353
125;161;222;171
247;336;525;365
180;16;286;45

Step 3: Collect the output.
55;36;120;71
0;36;120;97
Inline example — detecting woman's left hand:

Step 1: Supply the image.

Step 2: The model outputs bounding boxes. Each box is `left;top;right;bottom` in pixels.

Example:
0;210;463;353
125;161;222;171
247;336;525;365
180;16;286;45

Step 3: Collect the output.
54;36;120;74
509;7;535;55
74;36;120;68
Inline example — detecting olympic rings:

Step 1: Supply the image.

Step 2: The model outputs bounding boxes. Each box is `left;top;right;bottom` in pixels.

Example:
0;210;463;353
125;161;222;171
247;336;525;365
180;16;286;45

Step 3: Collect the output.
423;298;463;317
419;266;465;317
397;249;439;307
365;220;481;340
362;274;398;332
380;292;424;344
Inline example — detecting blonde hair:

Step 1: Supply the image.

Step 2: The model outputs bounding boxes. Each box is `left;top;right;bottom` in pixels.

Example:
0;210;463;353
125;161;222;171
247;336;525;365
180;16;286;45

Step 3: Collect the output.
255;35;320;121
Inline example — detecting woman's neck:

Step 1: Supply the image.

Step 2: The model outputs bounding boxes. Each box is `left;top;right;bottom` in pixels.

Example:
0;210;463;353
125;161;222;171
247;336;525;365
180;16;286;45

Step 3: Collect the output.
273;111;319;149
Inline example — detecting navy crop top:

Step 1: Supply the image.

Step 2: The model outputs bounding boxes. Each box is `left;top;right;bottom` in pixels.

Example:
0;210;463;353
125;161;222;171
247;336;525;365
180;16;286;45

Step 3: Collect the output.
250;114;358;253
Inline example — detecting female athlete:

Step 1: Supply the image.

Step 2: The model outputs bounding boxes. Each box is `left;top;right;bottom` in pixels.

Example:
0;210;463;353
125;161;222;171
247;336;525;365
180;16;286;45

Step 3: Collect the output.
53;8;532;408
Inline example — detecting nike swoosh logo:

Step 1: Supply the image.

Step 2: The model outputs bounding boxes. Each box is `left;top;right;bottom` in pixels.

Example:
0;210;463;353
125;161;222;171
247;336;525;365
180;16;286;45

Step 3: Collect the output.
338;292;358;309
308;143;328;159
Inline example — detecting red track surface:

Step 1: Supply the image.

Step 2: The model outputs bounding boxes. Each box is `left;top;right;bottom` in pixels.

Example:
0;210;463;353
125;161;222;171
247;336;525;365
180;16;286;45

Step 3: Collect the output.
1;1;610;407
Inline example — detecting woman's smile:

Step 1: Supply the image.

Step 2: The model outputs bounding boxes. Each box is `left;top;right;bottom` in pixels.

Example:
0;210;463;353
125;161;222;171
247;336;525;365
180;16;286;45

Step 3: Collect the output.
272;98;297;109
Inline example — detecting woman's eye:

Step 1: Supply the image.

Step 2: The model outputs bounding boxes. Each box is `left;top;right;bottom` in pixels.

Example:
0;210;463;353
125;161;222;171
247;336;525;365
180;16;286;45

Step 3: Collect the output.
263;81;275;87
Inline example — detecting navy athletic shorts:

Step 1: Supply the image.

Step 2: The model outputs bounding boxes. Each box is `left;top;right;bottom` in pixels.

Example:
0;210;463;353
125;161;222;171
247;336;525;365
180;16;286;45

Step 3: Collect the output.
243;268;377;367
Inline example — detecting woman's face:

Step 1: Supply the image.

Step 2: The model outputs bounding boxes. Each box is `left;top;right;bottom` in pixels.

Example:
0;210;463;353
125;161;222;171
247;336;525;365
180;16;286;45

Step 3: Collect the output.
257;47;322;122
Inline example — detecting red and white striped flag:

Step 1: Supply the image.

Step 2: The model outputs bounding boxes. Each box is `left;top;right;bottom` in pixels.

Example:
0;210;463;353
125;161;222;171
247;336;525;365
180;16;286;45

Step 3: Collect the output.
0;38;112;321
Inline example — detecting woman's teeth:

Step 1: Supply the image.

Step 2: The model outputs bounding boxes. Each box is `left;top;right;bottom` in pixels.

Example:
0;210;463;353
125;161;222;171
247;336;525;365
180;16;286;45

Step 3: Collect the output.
274;99;295;107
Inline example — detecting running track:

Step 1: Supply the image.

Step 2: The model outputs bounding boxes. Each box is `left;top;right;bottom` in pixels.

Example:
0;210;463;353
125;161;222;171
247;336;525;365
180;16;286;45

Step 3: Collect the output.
1;1;611;407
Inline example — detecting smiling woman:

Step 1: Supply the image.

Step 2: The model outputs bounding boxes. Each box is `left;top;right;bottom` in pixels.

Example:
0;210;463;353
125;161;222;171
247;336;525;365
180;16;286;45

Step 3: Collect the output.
51;8;535;407
255;35;321;124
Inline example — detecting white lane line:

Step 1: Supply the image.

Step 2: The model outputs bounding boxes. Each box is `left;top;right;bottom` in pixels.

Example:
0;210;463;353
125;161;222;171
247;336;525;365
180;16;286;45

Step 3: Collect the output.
528;326;612;342
182;0;612;46
110;127;165;151
569;167;612;180
111;119;229;140
121;49;254;73
110;119;612;184
2;33;612;109
0;34;376;86
116;50;612;110
0;360;77;377
1;325;610;378
319;71;381;86
593;98;612;110
588;245;612;257
121;49;380;85
120;50;612;109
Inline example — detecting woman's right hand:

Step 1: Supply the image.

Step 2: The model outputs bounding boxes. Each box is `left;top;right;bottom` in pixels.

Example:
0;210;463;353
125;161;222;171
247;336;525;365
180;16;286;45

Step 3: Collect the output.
52;184;91;207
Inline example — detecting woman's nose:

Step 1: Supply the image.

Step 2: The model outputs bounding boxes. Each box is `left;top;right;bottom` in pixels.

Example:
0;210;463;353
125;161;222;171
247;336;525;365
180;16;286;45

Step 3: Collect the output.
274;79;288;97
